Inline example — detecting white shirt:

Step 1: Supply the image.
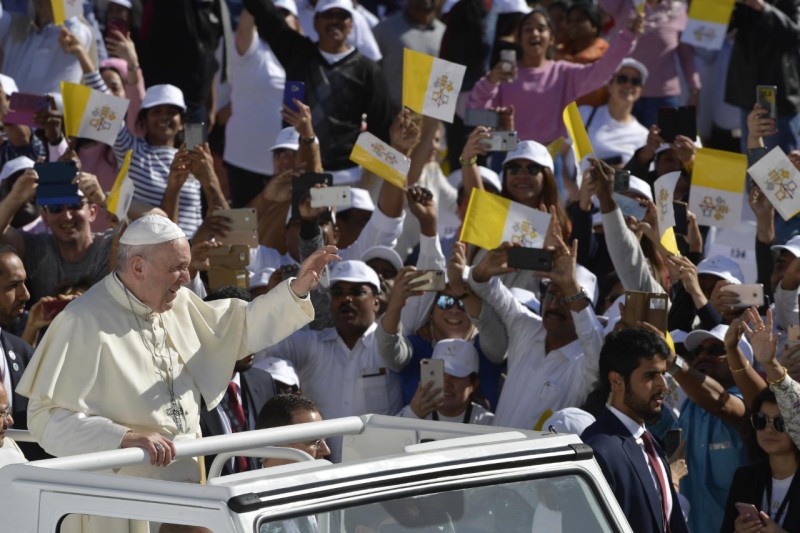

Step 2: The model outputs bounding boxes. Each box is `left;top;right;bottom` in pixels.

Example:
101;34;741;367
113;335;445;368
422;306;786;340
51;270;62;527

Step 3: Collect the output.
398;402;495;425
469;274;603;430
224;34;286;175
255;322;403;461
295;0;383;62
578;105;648;166
339;207;405;262
607;405;674;522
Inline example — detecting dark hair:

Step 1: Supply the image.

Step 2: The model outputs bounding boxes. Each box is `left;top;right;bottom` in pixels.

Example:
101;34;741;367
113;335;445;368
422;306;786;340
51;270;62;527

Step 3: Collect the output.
517;8;556;60
599;329;670;398
135;106;186;147
566;2;602;37
204;286;253;303
256;394;320;430
745;388;800;462
0;244;19;258
501;164;571;240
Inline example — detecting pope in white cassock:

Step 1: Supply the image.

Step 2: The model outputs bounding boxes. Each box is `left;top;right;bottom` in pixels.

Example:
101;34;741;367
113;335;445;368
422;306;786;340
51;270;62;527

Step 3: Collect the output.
15;214;339;531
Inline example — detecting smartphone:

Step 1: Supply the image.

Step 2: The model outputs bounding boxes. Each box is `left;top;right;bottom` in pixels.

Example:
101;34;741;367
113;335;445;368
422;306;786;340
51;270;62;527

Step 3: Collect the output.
614;193;647;221
34;161;80;206
406;270;446;292
106;18;130;37
664;428;681;458
613;170;630;192
673;201;688;236
464;108;500;128
735;503;761;523
310;186;352;208
499;49;517;74
507;247;553;271
726;284;765;308
420;358;444;401
756;85;778;121
623;291;668;331
211;208;258;248
184;122;206;151
658;106;696;143
5;92;51;127
602;155;623;166
291;172;333;219
479;131;518;152
283;81;305;113
42;299;69;321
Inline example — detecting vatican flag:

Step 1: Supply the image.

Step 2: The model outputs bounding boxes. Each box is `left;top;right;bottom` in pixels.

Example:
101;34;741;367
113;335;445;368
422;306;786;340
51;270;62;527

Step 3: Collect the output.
350;132;409;189
51;0;83;25
106;150;134;220
748;146;800;221
61;82;129;145
689;148;746;228
654;171;682;255
563;102;593;163
460;189;551;250
680;0;735;50
403;49;466;123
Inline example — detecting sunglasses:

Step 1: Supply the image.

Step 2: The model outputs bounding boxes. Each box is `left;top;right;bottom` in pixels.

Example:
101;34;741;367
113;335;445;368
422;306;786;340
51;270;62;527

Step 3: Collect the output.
318;10;351;21
691;343;727;359
45;202;87;214
751;412;786;433
505;163;543;176
435;295;465;311
615;74;643;87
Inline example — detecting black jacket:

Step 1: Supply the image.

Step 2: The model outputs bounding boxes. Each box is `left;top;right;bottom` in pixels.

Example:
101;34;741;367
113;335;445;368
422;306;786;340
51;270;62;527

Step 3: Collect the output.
726;0;800;116
719;461;800;532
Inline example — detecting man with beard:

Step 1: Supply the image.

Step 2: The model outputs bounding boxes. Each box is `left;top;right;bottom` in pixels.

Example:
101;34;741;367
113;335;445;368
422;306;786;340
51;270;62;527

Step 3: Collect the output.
254;260;403;461
581;329;689;533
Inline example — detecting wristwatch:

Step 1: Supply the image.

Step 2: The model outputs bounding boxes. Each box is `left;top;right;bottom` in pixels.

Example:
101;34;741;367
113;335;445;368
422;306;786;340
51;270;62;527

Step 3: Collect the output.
300;135;316;145
562;287;589;304
668;355;687;377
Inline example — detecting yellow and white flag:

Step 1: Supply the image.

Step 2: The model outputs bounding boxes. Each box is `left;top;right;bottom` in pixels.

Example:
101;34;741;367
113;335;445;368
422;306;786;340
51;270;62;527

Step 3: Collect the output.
689;147;747;228
563;102;593;163
106;150;134;220
460;189;552;250
61;82;129;145
403;49;466;123
654;171;682;255
680;0;735;50
349;132;409;189
51;0;83;25
748;146;800;221
633;0;645;15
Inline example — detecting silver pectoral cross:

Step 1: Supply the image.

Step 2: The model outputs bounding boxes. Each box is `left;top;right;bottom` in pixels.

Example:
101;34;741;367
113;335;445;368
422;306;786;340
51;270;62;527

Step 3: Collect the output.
167;396;186;433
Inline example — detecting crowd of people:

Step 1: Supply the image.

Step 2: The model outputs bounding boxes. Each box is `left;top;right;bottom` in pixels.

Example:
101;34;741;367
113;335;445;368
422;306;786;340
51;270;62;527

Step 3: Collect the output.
0;0;800;532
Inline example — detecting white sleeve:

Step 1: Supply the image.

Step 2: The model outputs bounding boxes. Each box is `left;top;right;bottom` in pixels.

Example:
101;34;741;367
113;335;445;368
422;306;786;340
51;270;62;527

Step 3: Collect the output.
468;272;542;334
571;305;605;387
340;207;405;261
400;235;446;336
351;11;382;62
774;283;800;330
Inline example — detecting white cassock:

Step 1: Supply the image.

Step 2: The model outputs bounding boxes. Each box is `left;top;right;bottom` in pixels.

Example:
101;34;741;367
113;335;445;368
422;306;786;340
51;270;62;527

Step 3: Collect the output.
16;273;313;532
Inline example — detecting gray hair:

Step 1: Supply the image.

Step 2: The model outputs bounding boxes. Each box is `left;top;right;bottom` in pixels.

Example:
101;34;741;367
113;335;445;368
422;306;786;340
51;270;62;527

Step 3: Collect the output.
116;242;160;273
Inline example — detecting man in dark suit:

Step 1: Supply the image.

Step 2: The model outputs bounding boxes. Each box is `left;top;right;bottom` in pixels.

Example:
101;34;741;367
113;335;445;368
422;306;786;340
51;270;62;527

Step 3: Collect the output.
581;329;688;533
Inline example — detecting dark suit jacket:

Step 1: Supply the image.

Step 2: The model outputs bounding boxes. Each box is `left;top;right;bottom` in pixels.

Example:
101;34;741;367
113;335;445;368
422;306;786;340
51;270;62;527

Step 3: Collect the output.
199;368;276;477
582;407;689;533
719;461;800;532
1;330;49;460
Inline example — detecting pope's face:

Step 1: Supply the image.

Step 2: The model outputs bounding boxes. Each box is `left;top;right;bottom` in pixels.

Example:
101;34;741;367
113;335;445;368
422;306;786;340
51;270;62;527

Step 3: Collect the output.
0;385;12;447
138;238;191;312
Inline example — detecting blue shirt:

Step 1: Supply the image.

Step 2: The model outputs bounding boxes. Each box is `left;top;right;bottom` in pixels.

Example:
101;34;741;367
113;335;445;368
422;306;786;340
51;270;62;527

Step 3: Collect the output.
678;387;746;533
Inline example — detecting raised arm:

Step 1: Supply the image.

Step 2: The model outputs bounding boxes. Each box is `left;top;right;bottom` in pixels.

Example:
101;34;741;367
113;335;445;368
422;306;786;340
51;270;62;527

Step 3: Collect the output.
0;169;36;255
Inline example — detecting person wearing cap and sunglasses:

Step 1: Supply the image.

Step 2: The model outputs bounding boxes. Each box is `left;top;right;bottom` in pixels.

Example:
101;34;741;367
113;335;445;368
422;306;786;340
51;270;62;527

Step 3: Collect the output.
720;389;800;533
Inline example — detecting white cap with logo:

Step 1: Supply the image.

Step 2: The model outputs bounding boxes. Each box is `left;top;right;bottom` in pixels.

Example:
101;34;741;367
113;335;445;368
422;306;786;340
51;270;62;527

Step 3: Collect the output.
431;338;479;378
696;255;744;284
328;260;381;293
269;127;300;152
772;235;800;258
315;0;354;15
684;324;753;364
142;84;187;111
361;245;403;274
502;140;554;173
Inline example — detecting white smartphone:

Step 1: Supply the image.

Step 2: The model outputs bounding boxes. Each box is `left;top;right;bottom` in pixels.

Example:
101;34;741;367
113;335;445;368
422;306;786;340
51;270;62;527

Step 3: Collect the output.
726;284;764;308
310;186;352;208
479;131;518;152
420;359;444;401
184;122;205;150
499;49;516;74
406;270;446;292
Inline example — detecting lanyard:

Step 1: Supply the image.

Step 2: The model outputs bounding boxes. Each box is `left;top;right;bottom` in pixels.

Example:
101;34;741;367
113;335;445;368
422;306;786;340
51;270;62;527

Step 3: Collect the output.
432;403;474;424
765;470;800;525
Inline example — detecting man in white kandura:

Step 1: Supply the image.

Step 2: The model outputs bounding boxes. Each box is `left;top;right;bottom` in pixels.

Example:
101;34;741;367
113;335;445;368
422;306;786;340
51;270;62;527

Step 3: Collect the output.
17;214;339;482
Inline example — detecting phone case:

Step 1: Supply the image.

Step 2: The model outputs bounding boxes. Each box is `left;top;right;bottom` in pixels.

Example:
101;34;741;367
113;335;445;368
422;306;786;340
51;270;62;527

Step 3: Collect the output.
480;131;518;151
292;173;333;219
420;359;444;400
283;81;305;112
208;269;249;291
184;123;205;150
209;244;250;269
464;108;500;128
410;271;446;292
613;170;630;192
757;85;778;121
727;284;764;308
42;299;70;321
211;209;258;248
623;291;668;331
507;247;553;271
310;186;352;208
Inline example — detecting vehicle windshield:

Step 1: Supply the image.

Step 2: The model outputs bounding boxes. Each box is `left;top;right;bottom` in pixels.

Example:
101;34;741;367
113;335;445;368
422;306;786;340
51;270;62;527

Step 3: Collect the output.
257;473;616;532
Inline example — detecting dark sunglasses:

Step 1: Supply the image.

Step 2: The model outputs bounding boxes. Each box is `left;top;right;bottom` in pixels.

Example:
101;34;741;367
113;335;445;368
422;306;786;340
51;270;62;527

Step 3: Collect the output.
435;295;465;311
615;74;642;87
751;412;786;433
505;163;543;176
45;202;87;214
317;9;351;21
691;343;727;359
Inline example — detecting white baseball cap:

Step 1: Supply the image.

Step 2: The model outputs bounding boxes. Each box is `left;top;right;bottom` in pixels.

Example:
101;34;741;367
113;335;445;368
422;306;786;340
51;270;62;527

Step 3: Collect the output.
615;58;649;85
772;235;800;258
269;127;300;152
337;187;375;213
502;140;554;173
328;260;381;293
684;324;753;364
495;0;532;14
432;339;479;378
0;156;34;183
625;175;653;202
448;166;502;194
109;0;133;8
543;407;596;435
510;287;540;315
361;245;403;274
696;255;744;284
314;0;354;15
274;0;299;16
0;74;18;97
141;84;186;111
120;214;186;245
260;357;300;386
